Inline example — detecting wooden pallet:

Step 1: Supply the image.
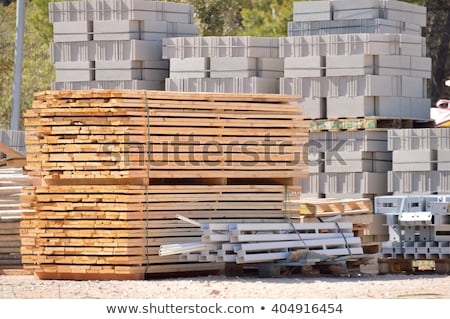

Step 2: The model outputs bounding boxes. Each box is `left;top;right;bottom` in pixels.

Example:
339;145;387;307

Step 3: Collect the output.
309;117;436;132
285;198;373;217
378;258;450;275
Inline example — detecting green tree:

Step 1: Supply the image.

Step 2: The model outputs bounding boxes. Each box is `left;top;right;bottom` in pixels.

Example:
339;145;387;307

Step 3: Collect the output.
240;0;295;37
175;0;248;36
0;2;53;129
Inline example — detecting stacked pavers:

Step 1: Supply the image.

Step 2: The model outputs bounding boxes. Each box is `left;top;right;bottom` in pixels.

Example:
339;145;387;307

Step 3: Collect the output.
163;37;283;93
50;0;197;90
280;0;430;120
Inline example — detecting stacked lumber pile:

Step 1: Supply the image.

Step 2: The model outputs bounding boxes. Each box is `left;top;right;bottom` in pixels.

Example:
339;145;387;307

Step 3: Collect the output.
0;166;33;267
286;198;388;274
22;89;308;279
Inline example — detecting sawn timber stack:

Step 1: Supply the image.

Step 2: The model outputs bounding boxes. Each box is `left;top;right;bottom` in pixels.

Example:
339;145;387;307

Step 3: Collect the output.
22;89;308;279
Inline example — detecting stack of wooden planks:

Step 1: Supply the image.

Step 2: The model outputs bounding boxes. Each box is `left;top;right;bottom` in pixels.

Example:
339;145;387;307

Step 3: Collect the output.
22;89;308;279
0;166;33;268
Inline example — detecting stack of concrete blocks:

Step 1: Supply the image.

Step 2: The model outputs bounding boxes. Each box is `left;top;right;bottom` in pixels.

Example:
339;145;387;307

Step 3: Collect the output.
388;128;450;194
375;195;450;260
302;130;391;199
280;0;430;119
50;0;197;90
289;0;425;36
163;37;283;93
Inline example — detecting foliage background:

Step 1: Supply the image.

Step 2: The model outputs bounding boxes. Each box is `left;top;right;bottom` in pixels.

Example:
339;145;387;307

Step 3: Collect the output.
0;0;448;128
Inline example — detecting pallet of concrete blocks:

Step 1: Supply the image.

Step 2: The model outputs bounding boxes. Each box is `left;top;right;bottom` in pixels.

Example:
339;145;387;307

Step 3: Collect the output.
163;36;283;94
50;0;198;91
300;130;392;199
388;128;450;195
292;0;426;27
375;195;450;274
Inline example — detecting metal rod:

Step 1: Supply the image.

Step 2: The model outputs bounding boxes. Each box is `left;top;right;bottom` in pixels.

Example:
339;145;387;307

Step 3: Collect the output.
10;0;26;130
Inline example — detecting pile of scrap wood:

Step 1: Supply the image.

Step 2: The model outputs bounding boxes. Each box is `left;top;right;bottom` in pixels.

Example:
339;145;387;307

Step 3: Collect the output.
22;89;308;280
0;135;31;269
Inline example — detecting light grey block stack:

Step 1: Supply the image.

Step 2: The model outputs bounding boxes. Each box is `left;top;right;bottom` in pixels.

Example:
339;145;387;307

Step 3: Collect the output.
388;128;450;195
50;0;197;90
302;130;390;198
375;196;450;260
163;37;283;93
281;0;430;120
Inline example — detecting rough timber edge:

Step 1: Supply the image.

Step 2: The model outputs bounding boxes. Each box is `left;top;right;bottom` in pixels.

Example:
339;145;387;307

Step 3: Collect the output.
34;89;301;104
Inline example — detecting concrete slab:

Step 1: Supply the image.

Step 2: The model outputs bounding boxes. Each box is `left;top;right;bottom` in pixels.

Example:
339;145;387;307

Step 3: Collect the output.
210;57;257;78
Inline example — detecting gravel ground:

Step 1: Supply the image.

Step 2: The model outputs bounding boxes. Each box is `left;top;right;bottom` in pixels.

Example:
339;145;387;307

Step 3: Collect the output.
1;274;449;299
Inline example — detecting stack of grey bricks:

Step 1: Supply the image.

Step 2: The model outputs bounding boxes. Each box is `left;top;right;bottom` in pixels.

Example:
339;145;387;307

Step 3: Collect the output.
375;195;450;260
303;130;391;198
163;37;283;93
388;128;450;194
50;0;197;90
280;0;430;119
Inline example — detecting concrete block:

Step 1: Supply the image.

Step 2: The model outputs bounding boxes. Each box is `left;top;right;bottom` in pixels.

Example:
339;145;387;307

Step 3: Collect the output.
383;0;427;27
388;171;439;195
375;55;411;76
288;19;421;37
410;57;432;79
93;20;141;41
53;21;92;42
388;128;442;151
326;130;388;152
257;58;284;78
438;150;450;171
279;77;323;99
333;0;380;20
94;40;160;61
437;128;450;149
169;58;209;78
165;77;279;94
51;41;93;62
327;96;375;117
401;76;426;98
284;56;324;78
210;57;257;78
437;172;450;194
392;150;436;171
399;35;426;57
95;60;143;81
299;173;325;196
324;172;388;195
55;61;94;82
298;98;326;119
375;97;430;119
325;151;391;173
293;1;332;22
52;79;161;90
326;55;374;76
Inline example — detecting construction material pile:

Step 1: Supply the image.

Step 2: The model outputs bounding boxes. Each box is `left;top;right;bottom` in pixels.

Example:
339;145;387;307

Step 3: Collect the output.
21;89;308;279
50;0;197;90
375;195;450;273
282;0;430;120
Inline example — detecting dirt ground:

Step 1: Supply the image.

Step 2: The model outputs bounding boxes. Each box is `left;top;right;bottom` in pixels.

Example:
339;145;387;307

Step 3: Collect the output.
1;274;449;299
